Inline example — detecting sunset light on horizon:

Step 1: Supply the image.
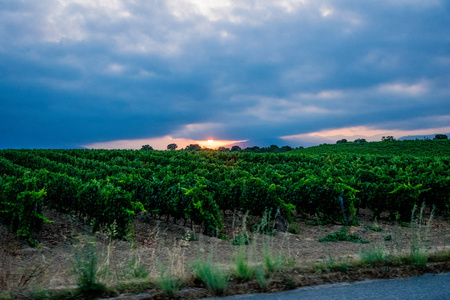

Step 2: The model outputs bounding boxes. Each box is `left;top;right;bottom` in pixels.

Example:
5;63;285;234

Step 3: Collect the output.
83;136;248;150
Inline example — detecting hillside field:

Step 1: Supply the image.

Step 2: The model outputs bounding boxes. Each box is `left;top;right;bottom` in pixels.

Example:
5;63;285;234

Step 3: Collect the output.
1;140;449;299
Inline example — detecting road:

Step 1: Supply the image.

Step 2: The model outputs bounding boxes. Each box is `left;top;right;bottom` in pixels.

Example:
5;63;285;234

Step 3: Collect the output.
206;272;450;300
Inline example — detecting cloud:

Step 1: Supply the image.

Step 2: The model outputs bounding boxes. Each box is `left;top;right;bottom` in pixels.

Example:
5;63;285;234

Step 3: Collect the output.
376;81;429;96
0;0;449;149
282;124;450;146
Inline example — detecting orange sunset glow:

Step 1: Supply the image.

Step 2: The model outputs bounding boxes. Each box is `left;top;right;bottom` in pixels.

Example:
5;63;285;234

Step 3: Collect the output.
83;136;248;150
197;139;236;149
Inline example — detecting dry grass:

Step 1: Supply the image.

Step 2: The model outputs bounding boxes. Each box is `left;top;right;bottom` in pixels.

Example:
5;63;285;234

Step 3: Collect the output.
0;208;449;299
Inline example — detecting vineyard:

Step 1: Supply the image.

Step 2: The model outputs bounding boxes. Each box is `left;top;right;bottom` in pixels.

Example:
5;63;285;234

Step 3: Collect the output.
1;140;450;246
299;139;450;156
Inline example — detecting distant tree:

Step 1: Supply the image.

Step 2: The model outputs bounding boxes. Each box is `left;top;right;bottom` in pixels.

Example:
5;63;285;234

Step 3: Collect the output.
336;139;348;144
354;138;367;143
434;134;448;140
269;145;279;151
280;145;292;152
141;144;153;151
245;146;261;153
185;144;202;151
382;136;395;141
218;147;230;152
231;145;241;152
167;143;178;150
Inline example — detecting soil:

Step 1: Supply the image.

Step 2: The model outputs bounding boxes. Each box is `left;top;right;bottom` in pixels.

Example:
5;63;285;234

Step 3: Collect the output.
1;209;449;299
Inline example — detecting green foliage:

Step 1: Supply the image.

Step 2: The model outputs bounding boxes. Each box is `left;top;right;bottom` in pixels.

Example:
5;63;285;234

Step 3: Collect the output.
263;250;285;273
252;211;276;236
140;145;153;151
1;142;450;243
157;271;180;297
73;241;106;298
167;143;178;151
191;260;229;294
410;249;428;267
319;227;369;244
389;182;428;221
46;173;81;212
264;255;281;273
185;144;202;151
232;253;254;280
382;136;396;142
298;139;450;156
434;134;448;140
128;257;149;279
182;179;223;236
359;244;386;264
180;231;199;242
288;224;299;234
316;254;351;273
354;138;367;143
255;267;270;291
365;225;382;232
409;204;433;267
0;173;50;246
282;277;296;290
217;233;228;241
15;189;49;246
232;232;251;246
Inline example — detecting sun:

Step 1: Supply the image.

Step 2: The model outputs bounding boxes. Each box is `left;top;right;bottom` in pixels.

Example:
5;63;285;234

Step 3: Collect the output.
207;139;214;144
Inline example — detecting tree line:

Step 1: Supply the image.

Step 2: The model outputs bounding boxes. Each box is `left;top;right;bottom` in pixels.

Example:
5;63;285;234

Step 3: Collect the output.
141;144;300;153
140;134;448;151
336;134;448;145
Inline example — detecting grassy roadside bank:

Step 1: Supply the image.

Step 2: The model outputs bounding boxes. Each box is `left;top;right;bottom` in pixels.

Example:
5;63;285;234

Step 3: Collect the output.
1;207;449;300
1;252;449;300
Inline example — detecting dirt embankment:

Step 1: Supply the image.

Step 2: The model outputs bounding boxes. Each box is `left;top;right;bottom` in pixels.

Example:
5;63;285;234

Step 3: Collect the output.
1;209;449;299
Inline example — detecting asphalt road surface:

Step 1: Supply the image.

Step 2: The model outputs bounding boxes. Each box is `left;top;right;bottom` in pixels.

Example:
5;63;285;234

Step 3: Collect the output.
206;272;450;300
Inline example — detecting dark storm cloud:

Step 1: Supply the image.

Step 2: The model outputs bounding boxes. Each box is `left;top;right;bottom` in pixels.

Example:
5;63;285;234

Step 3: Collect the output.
0;0;449;149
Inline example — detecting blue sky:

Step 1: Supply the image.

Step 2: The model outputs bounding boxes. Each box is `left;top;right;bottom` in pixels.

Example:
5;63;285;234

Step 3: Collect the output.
1;0;449;149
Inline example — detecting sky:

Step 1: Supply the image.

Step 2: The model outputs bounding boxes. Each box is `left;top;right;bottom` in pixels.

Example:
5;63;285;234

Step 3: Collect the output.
1;0;449;150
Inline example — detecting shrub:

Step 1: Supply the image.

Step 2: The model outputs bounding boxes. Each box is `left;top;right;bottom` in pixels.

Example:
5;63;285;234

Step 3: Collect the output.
319;227;369;244
232;232;251;246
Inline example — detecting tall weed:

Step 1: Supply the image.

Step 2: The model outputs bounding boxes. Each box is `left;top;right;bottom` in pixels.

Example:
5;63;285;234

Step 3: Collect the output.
191;259;228;294
232;252;254;280
73;240;106;297
157;270;180;297
409;204;434;266
359;244;386;265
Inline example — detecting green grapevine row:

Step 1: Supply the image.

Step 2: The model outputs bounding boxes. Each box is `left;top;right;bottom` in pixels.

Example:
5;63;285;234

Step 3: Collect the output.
1;145;449;245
